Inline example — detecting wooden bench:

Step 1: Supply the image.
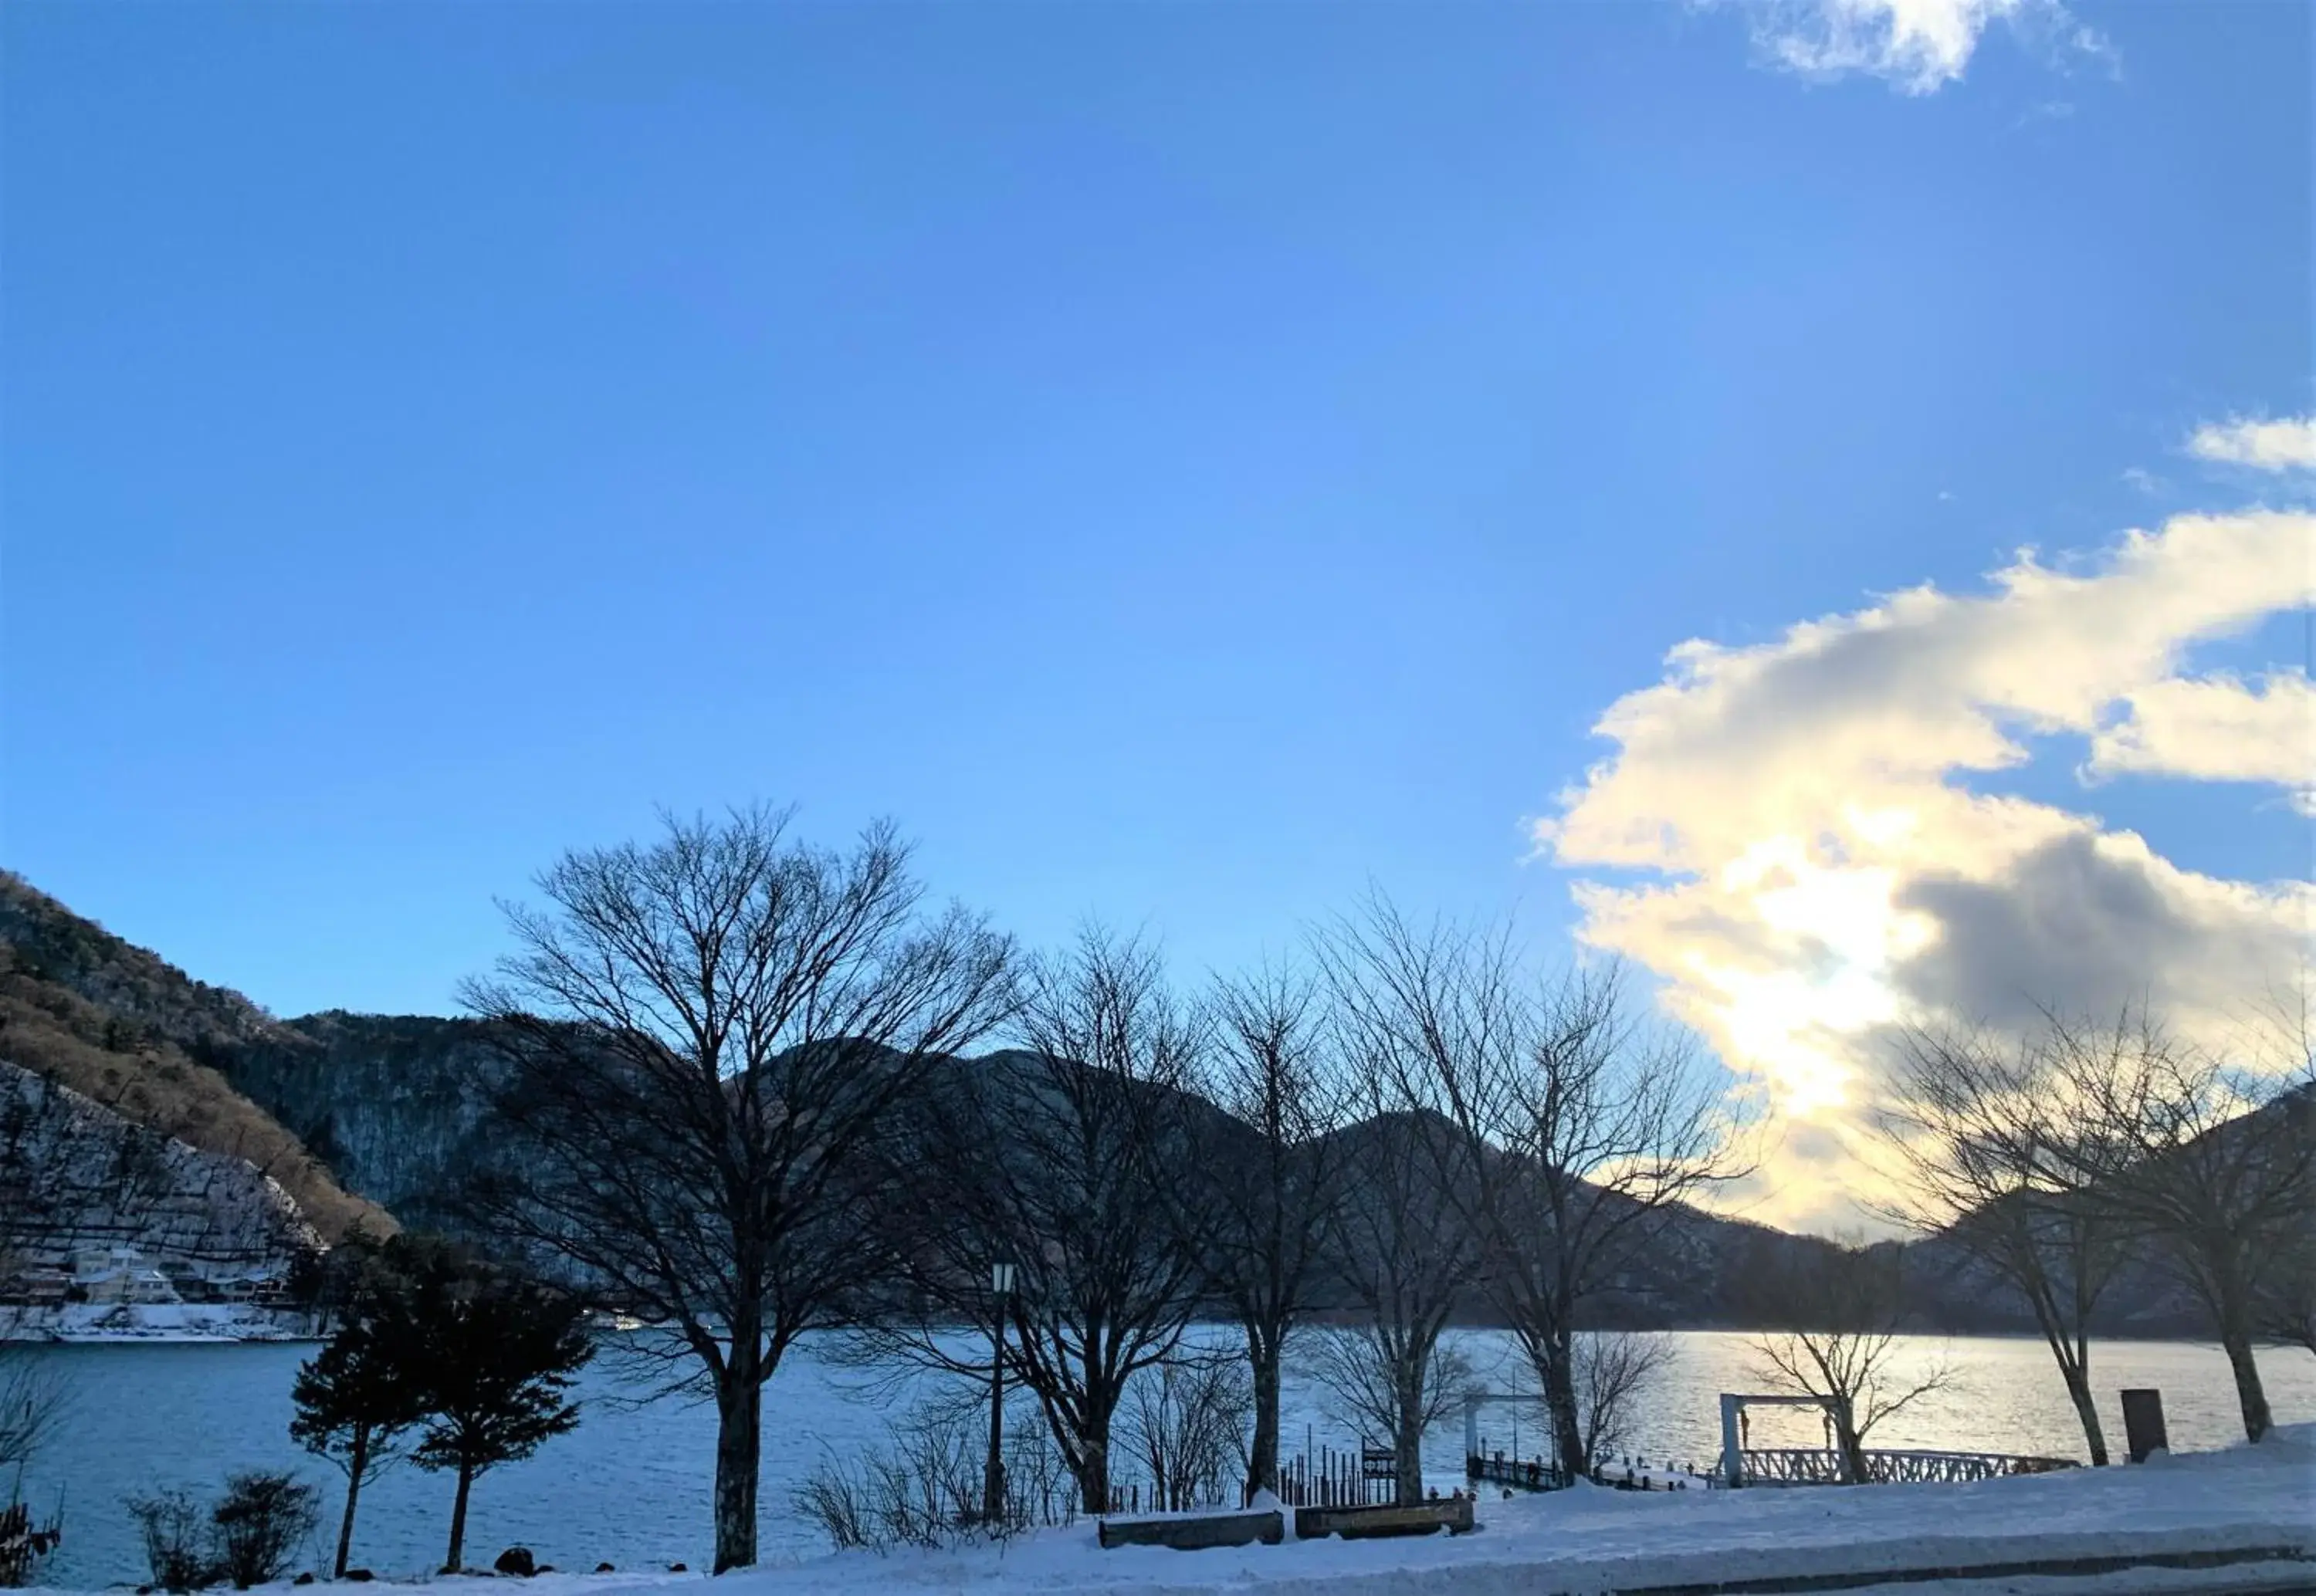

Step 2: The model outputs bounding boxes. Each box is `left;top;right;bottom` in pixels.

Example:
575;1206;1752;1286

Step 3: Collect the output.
1096;1508;1285;1551
1294;1496;1475;1540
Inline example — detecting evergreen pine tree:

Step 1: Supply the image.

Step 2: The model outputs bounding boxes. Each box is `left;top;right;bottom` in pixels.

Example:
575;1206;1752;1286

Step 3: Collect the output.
290;1251;428;1577
391;1241;594;1571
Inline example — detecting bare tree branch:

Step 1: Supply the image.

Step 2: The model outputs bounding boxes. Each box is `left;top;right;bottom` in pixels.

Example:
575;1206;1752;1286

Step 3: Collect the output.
1739;1238;1954;1483
1317;894;1748;1478
1194;960;1351;1497
1874;1022;2128;1462
856;928;1207;1515
459;806;1014;1571
2009;1004;2314;1442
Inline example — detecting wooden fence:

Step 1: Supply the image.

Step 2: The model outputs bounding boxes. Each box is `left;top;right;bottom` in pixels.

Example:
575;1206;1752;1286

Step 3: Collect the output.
0;1500;60;1588
1274;1445;1398;1508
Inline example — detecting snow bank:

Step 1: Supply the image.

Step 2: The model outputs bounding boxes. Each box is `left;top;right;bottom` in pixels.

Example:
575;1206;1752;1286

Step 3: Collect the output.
26;1425;2314;1595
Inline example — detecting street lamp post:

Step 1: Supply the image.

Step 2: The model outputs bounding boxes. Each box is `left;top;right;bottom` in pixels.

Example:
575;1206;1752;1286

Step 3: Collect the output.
984;1261;1015;1525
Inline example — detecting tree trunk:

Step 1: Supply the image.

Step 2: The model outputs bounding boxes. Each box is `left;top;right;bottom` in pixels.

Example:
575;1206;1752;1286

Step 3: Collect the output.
1540;1332;1585;1479
334;1429;367;1578
1393;1361;1424;1507
1244;1327;1282;1502
2220;1322;2274;1442
2023;1254;2109;1468
1832;1403;1868;1484
444;1461;473;1573
712;1370;763;1572
2061;1363;2110;1466
1070;1418;1112;1515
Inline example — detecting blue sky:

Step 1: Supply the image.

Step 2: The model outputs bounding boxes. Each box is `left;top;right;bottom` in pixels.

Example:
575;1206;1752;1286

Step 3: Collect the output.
3;1;2308;1224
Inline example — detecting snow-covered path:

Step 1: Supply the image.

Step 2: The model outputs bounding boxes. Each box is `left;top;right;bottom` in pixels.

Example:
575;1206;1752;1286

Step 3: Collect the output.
32;1424;2314;1595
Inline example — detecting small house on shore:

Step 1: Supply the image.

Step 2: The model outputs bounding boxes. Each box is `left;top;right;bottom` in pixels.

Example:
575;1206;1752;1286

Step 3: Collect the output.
71;1245;181;1305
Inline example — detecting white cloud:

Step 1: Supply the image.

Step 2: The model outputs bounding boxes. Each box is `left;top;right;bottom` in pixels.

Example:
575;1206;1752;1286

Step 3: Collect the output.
2088;671;2316;811
1536;509;2314;1233
1731;0;2107;95
2188;415;2316;472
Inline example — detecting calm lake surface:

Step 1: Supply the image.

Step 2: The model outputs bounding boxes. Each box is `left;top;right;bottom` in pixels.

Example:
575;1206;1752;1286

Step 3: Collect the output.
19;1330;2315;1587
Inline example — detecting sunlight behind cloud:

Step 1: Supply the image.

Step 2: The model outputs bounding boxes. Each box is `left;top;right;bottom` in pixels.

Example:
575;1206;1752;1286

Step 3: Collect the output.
1538;507;2315;1233
1728;0;2108;94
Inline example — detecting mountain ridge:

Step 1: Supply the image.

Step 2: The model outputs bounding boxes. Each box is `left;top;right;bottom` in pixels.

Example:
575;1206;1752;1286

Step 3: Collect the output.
0;873;2220;1334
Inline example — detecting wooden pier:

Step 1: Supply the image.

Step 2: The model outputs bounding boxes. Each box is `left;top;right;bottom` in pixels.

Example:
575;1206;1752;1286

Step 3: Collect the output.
1466;1452;1568;1492
1712;1392;2080;1489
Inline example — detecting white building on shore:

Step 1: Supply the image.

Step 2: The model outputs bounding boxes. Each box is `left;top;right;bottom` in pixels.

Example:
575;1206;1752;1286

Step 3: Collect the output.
70;1245;181;1305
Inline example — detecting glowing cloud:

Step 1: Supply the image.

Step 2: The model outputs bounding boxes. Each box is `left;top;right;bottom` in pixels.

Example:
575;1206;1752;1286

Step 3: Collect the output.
1727;0;2109;95
1536;508;2314;1232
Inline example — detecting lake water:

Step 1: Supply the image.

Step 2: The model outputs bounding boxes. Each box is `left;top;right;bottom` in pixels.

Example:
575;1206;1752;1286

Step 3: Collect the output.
17;1330;2314;1587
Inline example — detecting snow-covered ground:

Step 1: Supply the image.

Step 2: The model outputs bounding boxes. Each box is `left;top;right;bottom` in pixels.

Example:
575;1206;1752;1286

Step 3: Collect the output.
29;1422;2312;1595
3;1302;315;1342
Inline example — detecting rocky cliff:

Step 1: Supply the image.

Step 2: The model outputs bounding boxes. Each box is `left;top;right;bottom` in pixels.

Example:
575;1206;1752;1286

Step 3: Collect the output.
0;1058;319;1268
0;872;390;1246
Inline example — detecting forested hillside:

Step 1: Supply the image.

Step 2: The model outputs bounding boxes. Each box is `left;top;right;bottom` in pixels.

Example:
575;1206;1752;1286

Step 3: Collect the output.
225;1011;507;1231
0;872;389;1243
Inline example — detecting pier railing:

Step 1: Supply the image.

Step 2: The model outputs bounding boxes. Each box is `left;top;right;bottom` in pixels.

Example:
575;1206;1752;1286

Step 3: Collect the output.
1467;1453;1705;1493
1467;1453;1569;1492
1469;1447;2077;1493
1736;1448;2078;1486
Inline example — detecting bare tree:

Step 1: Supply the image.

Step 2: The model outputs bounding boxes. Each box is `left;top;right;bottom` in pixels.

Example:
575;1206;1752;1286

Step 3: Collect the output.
1571;1331;1671;1467
2255;1226;2316;1358
1122;1354;1252;1511
1194;963;1349;1499
459;806;1014;1572
1320;899;1742;1479
0;1078;66;1475
1302;1029;1477;1507
1877;1024;2127;1463
1300;1324;1475;1489
1742;1238;1952;1483
2021;1007;2314;1442
865;929;1208;1514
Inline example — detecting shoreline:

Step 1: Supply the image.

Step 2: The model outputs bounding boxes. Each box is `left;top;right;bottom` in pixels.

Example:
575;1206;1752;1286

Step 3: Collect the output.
14;1425;2311;1596
1;1304;321;1345
0;1314;2264;1351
